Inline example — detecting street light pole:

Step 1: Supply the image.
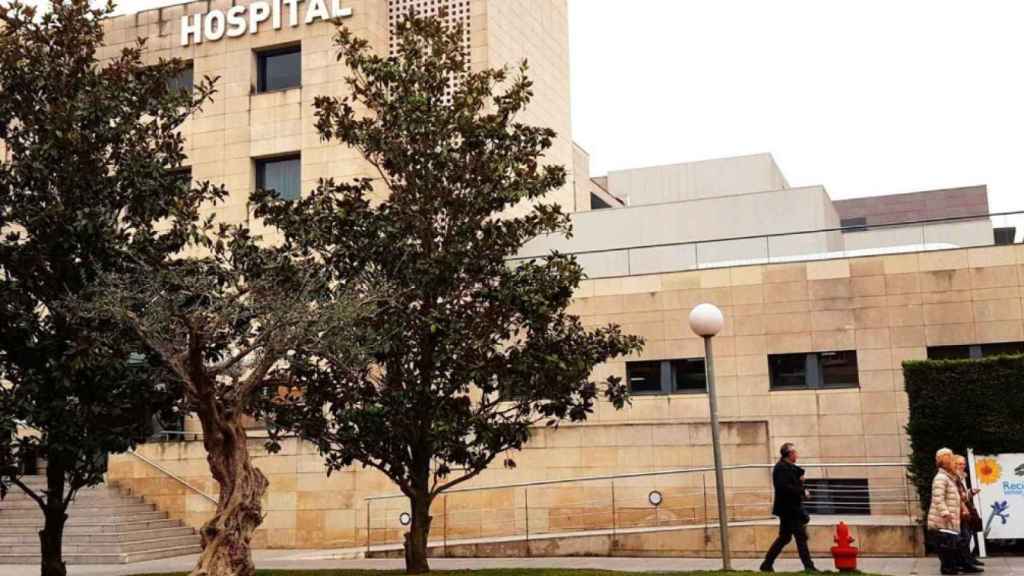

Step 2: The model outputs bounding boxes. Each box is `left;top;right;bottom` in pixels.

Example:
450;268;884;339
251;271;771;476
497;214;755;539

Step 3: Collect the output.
689;303;731;571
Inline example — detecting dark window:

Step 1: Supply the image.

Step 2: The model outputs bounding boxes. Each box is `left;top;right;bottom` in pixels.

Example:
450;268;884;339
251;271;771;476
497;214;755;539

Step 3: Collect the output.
591;193;613;210
170;167;191;189
927;345;974;360
257;45;301;93
994;227;1016;246
255;155;301;201
769;351;859;390
671;358;707;393
804;479;870;515
928;342;1024;360
626;361;662;395
820;350;859;388
167;63;193;93
627;358;706;395
768;353;813;389
840;217;868;231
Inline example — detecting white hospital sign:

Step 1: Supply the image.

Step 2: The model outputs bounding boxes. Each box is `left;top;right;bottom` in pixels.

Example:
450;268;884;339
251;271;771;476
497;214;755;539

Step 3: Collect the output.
181;0;352;46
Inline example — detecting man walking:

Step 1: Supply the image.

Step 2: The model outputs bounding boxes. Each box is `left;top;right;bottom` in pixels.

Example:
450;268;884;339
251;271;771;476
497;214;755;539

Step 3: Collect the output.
760;442;817;572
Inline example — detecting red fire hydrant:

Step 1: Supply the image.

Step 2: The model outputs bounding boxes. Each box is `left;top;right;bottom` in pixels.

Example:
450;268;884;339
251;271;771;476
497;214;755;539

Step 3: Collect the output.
831;521;859;572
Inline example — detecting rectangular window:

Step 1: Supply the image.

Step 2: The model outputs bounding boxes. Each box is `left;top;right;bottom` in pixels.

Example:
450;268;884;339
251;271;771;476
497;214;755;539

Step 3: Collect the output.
257;45;301;93
627;358;706;395
840;217;868;231
804;479;870;515
167;62;193;93
626;361;662;395
768;353;811;389
255;155;301;201
170;167;192;190
671;358;707;393
927;342;1024;360
819;350;859;388
769;351;859;390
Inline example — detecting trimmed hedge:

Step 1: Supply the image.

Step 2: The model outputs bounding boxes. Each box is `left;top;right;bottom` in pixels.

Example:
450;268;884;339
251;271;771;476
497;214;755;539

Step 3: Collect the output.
904;355;1024;513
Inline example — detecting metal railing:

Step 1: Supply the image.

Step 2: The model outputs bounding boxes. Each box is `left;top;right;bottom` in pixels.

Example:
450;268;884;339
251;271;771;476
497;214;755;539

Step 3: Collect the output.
512;210;1024;280
363;461;916;554
127;448;218;505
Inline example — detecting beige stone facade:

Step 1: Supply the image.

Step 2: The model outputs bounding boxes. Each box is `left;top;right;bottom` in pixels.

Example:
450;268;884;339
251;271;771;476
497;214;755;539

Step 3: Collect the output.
108;243;1024;549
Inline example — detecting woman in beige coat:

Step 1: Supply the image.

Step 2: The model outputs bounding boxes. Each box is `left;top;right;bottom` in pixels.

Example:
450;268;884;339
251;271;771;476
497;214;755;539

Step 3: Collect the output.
929;448;979;574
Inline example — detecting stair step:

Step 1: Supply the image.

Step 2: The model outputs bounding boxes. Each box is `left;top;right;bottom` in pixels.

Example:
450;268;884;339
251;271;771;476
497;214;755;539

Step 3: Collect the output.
1;533;199;555
0;518;183;534
0;544;203;565
0;477;201;564
0;526;195;545
0;511;167;524
0;503;154;515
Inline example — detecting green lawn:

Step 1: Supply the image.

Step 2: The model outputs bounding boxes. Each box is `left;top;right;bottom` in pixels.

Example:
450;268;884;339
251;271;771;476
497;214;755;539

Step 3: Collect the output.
134;565;856;569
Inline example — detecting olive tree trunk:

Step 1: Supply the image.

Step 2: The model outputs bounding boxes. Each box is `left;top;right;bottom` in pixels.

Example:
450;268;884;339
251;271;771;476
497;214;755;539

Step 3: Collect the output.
189;413;267;576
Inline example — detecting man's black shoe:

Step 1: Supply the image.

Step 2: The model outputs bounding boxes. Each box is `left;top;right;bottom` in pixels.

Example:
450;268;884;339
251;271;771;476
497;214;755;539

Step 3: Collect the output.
803;566;819;573
759;563;774;572
940;570;958;575
972;559;985;566
960;567;984;574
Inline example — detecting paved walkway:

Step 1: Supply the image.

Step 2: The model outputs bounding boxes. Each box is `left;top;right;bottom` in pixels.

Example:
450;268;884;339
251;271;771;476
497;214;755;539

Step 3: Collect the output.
0;553;1014;576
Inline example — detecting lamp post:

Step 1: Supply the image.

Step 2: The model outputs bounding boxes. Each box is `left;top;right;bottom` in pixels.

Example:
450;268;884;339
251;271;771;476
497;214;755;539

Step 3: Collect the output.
688;303;731;570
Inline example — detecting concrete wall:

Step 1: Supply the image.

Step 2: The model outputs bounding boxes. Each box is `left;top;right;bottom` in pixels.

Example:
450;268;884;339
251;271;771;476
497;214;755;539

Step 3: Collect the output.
607;154;790;207
520;186;840;276
484;0;575;212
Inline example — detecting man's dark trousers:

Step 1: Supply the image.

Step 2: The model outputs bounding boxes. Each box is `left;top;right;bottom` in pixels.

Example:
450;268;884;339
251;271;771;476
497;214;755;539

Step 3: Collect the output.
762;513;812;568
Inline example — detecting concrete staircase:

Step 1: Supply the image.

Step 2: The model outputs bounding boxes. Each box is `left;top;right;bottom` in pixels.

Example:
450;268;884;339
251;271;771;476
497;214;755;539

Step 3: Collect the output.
0;476;201;564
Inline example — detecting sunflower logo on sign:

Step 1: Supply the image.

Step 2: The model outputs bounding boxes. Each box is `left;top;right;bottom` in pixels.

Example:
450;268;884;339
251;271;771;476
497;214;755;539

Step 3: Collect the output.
976;458;1002;485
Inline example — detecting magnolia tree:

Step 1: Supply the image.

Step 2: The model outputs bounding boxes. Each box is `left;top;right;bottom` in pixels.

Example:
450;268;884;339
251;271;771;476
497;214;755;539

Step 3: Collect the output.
0;1;219;574
89;225;369;576
259;15;644;573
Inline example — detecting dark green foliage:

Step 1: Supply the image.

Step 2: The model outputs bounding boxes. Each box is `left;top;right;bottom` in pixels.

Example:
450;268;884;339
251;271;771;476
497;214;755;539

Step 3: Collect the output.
257;13;643;573
903;355;1024;512
0;1;221;573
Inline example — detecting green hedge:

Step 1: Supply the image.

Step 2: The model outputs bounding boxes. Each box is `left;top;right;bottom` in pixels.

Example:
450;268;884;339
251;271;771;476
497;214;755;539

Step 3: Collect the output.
904;355;1024;513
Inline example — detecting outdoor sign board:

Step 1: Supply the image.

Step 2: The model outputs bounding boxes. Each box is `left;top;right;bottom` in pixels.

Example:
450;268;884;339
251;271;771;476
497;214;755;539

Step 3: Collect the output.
181;0;353;46
969;451;1024;540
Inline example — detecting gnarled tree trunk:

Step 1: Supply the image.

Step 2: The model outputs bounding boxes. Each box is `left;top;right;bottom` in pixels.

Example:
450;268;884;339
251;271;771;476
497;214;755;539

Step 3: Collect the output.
39;462;68;576
189;412;267;576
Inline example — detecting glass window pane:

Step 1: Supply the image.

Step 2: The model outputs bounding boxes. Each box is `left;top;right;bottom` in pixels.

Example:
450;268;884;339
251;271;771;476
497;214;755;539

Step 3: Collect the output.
258;46;301;93
769;353;809;389
927;345;975;360
626;361;661;394
980;342;1024;357
167;63;193;93
820;350;859;388
671;358;706;393
256;156;301;201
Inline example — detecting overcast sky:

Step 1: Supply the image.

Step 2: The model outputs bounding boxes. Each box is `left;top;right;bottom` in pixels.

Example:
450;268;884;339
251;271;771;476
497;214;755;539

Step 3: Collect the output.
103;0;1024;215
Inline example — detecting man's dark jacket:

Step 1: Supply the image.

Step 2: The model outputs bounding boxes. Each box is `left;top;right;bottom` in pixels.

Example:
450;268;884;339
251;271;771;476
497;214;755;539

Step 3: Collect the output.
771;458;806;518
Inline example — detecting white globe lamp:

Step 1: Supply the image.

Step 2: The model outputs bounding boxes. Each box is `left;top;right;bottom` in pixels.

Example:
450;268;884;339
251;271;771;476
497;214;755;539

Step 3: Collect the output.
689;303;724;337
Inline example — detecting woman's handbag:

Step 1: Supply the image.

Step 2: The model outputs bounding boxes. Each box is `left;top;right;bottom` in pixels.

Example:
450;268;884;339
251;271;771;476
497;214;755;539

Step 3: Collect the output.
967;508;983;532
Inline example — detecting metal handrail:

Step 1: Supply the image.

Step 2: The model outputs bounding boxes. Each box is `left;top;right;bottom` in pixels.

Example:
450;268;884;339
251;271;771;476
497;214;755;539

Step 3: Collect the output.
364;461;909;502
127;448;218;505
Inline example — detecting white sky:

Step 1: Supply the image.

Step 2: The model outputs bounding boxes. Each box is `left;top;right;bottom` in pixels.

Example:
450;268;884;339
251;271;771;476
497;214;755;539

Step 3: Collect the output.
102;0;1024;215
568;0;1024;216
